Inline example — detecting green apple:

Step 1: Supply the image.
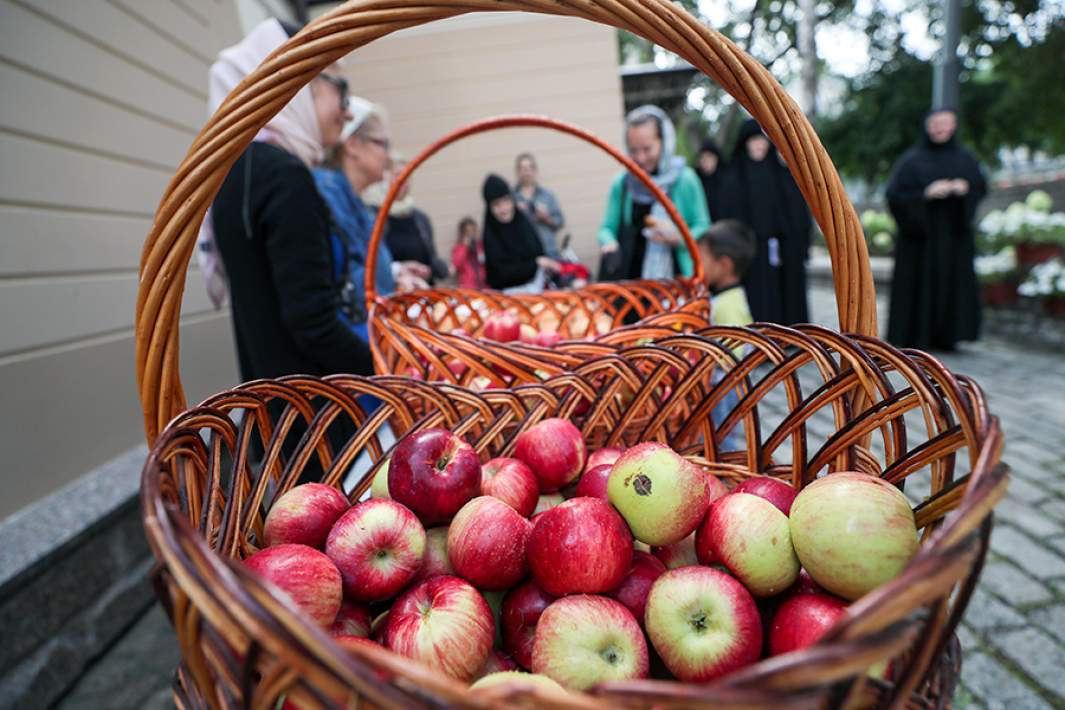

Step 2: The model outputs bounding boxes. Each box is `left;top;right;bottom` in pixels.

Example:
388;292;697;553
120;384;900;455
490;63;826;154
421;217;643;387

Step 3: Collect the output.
469;671;566;695
370;459;390;499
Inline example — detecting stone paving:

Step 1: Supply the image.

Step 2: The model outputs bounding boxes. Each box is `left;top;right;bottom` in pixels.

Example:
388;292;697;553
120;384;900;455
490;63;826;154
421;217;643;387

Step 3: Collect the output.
54;283;1065;709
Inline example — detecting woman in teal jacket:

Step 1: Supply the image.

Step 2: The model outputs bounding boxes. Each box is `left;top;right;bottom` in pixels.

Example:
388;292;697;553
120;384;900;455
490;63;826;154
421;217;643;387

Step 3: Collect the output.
598;105;710;280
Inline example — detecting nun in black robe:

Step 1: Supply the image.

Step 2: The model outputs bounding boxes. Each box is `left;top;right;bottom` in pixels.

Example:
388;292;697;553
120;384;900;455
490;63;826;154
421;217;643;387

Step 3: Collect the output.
718;119;812;324
695;139;728;222
481;174;546;291
885;109;986;351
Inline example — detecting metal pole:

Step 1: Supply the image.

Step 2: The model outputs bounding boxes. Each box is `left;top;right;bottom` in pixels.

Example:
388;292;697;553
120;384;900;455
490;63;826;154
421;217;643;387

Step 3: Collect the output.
933;0;962;110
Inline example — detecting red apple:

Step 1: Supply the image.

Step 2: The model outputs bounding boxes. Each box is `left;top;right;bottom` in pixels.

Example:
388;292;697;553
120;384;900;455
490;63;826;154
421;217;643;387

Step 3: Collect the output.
532;595;648;690
329;600;372;638
607;443;714;546
574;464;612;500
412;526;453;584
513;418;587;492
527;497;632;596
446;358;469;380
535;331;563;348
609;550;667;625
333;634;381;653
586;446;625;471
448;496;531;590
697;493;799;597
264;483;349;549
244;544;341;627
389;428;482;524
325;499;426;601
644;567;762;682
791;568;823;595
484;311;521;342
475;649;521;678
519;324;540;344
481;458;539;518
652;532;699;570
501;579;557;669
386;575;494;681
733;476;799;515
769;592;848;656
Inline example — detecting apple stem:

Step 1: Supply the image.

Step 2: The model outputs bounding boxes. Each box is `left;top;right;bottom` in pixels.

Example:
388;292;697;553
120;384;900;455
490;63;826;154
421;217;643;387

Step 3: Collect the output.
435;457;448;471
689;611;708;633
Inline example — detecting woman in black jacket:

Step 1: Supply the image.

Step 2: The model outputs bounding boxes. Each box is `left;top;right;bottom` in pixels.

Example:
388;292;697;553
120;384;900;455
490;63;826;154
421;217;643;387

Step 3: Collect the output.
480;174;559;292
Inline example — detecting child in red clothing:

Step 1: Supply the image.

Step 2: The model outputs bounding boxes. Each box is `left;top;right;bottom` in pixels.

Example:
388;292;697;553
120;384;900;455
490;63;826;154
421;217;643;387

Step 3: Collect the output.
451;216;486;290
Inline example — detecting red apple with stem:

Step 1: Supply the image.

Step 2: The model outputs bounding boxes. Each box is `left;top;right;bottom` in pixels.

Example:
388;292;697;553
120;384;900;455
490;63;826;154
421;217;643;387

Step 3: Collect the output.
769;592;848;656
389;428;482;524
325;499;426;602
513;418;587;492
574;464;612;500
481;458;539;518
264;483;349;549
644;567;762;682
733;476;799;515
532;595;648;690
527;497;632;596
609;550;667;625
244;544;342;627
501;579;557;669
386;575;495;681
448;496;531;590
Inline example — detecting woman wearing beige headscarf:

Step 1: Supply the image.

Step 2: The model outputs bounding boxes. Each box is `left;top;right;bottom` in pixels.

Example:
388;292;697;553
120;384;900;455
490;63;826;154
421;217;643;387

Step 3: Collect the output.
205;18;375;382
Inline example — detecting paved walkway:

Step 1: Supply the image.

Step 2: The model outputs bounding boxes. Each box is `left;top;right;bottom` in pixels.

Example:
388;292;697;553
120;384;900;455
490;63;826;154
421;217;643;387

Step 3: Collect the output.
56;283;1065;709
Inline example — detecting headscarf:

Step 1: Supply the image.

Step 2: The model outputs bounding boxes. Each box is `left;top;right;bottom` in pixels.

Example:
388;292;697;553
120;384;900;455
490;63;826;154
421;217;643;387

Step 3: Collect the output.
695;138;727;221
624;104;687;205
481;174;544;290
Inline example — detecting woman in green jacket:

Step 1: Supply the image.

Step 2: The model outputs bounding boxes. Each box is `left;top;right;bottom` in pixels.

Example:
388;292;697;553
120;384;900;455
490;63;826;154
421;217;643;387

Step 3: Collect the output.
598;105;710;280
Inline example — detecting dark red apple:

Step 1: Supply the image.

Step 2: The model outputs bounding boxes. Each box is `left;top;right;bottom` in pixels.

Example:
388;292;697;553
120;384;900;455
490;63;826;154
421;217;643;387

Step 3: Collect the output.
483;311;521;342
475;649;521;678
481;458;539;518
791;568;823;595
527;497;632;596
244;544;342;627
768;593;848;656
609;550;667;625
574;463;612;500
501;579;557;669
733;476;799;515
447;496;531;590
652;532;699;570
389;428;481;524
329;600;372;638
264;483;349;549
513;418;587;492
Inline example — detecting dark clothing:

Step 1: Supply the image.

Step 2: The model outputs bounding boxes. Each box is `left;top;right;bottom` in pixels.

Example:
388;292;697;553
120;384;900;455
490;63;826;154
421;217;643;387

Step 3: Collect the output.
481;175;544;290
212;142;374;382
695;141;728;222
379;208;449;284
885;132;986;350
718;120;812;325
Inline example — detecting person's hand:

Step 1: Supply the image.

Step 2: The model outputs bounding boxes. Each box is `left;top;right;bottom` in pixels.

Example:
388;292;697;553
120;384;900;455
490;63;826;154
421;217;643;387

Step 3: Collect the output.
645;218;681;246
398;261;430;279
601;241;619;254
536;256;562;273
951;179;970;196
534;202;552;224
924;179;954;199
396;273;429;292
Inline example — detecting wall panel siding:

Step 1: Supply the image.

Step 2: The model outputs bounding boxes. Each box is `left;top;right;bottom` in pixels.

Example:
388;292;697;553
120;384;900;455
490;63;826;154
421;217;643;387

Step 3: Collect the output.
0;0;244;518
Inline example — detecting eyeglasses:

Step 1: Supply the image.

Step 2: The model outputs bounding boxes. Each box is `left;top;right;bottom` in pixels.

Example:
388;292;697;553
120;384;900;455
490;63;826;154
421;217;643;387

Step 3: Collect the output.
317;73;349;112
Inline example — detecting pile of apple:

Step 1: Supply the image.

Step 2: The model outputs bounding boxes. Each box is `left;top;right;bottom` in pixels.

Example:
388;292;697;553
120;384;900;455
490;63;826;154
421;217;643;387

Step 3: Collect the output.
482;309;564;348
245;418;919;698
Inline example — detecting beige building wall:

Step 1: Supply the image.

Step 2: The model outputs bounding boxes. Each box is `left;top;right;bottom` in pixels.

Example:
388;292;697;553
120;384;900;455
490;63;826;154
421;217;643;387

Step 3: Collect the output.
0;0;253;519
332;11;626;268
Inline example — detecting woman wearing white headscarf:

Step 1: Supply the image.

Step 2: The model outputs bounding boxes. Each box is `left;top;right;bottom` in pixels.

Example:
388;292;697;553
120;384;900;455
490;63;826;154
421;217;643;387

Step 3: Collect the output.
597;105;710;282
206;18;376;381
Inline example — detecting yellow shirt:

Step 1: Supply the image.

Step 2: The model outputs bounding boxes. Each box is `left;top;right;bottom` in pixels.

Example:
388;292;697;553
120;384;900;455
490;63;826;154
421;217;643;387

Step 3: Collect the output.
710;286;753;359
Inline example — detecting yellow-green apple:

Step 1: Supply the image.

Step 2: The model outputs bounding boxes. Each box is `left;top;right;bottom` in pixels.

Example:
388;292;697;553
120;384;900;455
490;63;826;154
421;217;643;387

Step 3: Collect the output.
370;461;391;499
329;600;372;637
264;483;349;549
481;458;539;517
386;575;494;681
788;472;918;600
532;595;648;690
644;567;762;681
527;497;632;595
607;443;713;545
586;446;625;471
448;496;531;590
469;671;565;695
697;493;799;597
325;499;426;601
609;550;667;625
513;418;587;492
574;464;612;500
768;592;848;656
519;324;540;344
389;428;481;524
733;476;798;515
502;579;556;669
243;544;341;627
532;493;565;518
411;526;453;584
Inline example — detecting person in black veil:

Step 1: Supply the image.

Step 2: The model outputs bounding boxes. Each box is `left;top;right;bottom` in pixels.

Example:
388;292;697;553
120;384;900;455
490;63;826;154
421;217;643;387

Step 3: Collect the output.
694;139;728;222
885;108;986;351
481;174;559;292
718;119;812;324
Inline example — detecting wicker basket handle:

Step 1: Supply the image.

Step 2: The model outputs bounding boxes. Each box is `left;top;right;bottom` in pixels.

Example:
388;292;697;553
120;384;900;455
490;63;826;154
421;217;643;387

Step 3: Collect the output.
135;0;875;441
363;114;703;303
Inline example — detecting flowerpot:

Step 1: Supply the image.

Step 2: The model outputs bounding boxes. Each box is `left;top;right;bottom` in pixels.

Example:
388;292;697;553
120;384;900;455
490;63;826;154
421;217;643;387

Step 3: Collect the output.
1015;242;1064;267
1043;295;1065;318
980;281;1018;307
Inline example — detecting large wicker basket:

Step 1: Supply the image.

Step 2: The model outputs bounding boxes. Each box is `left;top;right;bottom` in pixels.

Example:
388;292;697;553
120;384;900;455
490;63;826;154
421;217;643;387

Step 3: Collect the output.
363;114;709;386
135;1;1007;708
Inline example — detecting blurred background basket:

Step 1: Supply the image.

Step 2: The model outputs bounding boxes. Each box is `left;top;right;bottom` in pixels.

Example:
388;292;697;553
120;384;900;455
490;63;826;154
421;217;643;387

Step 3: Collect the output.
133;0;1006;707
364;114;709;387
